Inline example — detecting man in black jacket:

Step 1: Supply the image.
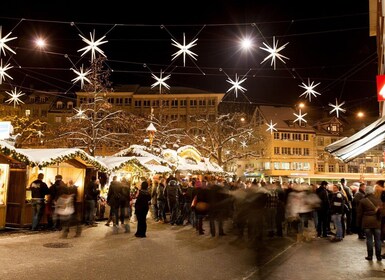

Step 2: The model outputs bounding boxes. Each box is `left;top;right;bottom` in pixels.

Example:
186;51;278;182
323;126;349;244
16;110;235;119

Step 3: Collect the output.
316;181;331;238
27;173;49;231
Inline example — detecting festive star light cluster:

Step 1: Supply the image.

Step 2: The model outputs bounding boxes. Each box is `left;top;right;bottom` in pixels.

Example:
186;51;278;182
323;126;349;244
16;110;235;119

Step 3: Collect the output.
0;18;353;123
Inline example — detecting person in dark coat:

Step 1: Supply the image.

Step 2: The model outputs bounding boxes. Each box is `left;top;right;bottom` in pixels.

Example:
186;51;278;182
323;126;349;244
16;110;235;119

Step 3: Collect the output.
357;186;383;261
352;182;366;239
134;181;151;238
316;181;331;238
84;176;100;226
107;176;124;234
27;173;49;231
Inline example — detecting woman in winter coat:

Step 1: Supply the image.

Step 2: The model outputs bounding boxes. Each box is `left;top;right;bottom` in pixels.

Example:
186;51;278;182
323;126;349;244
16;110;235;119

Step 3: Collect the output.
134;181;151;238
357;185;383;261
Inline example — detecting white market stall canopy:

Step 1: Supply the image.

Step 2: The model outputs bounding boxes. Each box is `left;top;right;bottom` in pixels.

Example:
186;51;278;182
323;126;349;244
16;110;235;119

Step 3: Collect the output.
0;141;108;172
325;115;385;162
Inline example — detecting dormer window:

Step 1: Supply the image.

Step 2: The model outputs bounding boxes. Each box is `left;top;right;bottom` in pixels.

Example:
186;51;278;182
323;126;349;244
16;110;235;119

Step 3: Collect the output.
67;101;73;109
56;101;63;109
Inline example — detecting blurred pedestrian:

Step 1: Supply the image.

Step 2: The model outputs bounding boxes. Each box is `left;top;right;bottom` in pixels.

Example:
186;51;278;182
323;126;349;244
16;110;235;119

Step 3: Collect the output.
84;175;100;227
134;181;151;238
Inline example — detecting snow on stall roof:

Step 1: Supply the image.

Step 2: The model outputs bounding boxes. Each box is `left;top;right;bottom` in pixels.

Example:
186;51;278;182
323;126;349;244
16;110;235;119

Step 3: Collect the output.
96;156;150;172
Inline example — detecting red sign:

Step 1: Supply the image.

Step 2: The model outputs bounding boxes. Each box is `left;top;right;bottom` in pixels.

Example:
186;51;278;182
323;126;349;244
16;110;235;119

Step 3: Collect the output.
376;75;385;101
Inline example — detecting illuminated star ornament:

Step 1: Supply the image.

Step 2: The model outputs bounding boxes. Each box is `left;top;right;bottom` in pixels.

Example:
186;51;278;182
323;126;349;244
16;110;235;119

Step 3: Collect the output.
5;87;25;107
260;36;289;70
226;73;247;98
293;109;307;126
299;78;321;102
0;59;13;84
266;120;278;134
329;99;346;118
78;30;108;62
71;64;91;89
171;33;198;67
0;26;17;57
151;70;171;93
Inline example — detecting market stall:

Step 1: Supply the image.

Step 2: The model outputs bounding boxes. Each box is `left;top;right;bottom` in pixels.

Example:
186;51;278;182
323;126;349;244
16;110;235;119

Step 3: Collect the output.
0;142;107;228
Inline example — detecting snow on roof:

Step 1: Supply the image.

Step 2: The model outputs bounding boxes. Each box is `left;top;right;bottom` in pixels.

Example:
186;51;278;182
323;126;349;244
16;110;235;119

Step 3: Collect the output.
96;156;150;172
15;148;108;171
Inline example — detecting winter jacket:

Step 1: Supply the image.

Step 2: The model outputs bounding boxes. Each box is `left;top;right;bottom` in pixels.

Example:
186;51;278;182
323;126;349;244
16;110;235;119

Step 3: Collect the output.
330;191;345;215
357;194;382;229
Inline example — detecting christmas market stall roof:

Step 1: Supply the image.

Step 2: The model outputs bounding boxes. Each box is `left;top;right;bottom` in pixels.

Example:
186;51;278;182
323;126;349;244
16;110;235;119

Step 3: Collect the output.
0;141;108;172
113;144;168;164
96;156;152;173
162;145;225;175
325;115;385;162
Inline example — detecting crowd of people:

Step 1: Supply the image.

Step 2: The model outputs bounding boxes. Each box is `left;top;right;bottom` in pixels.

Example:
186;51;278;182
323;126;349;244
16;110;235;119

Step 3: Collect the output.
27;173;385;261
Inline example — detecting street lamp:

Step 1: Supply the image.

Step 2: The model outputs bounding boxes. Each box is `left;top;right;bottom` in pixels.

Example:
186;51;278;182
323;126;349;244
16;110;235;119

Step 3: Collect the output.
146;122;157;147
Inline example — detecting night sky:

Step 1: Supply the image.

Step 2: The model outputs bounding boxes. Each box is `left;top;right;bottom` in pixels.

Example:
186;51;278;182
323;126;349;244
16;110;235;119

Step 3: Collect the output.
0;1;378;118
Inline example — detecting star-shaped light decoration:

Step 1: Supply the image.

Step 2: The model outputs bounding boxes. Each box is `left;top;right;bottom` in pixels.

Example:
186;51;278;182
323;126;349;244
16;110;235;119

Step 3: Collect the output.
329;99;346;118
151;70;171;93
299;78;321;102
293;109;307;126
78;30;107;62
0;59;13;84
73;108;87;119
171;33;198;67
240;140;248;149
0;26;17;57
260;36;289;70
266;120;278;134
71;64;91;89
226;73;247;98
5;87;25;107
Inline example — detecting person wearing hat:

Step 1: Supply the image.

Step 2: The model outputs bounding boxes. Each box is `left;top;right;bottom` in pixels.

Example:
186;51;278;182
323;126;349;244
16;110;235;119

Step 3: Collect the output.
134;180;151;238
316;181;331;238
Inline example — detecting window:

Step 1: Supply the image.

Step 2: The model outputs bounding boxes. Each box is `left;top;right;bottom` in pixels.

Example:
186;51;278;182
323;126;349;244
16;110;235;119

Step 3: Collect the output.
171;100;178;107
293;133;301;141
303;148;310;156
318;164;324;172
199;100;206;106
274;147;280;155
55;116;62;123
293;148;302;155
274;132;280;140
180;100;187;107
115;98;123;105
303;134;309;141
67;101;73;109
338;165;345;173
282;147;291;155
208;99;215;106
189;100;197;107
25;110;30;117
328;165;335;172
143;100;151;107
281;162;290;170
56;101;63;109
134;100;141;107
273;162;280;170
317;137;324;146
124;98;131;105
281;133;291;140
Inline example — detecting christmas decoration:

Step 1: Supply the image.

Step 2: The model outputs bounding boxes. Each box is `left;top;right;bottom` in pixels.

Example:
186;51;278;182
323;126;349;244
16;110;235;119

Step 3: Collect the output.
5;87;25;107
266;120;277;134
171;32;198;67
260;36;289;70
226;73;247;98
151;70;171;93
78;30;107;62
0;59;13;84
0;26;17;57
329;99;346;118
293;109;307;126
299;78;321;102
71;64;91;89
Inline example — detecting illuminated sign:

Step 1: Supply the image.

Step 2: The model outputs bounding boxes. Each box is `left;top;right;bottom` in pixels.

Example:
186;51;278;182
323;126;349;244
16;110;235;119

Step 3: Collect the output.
376;75;385;101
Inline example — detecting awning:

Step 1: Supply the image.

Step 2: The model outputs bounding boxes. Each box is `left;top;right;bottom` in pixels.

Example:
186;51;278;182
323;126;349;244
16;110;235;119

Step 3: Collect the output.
325;115;385;162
